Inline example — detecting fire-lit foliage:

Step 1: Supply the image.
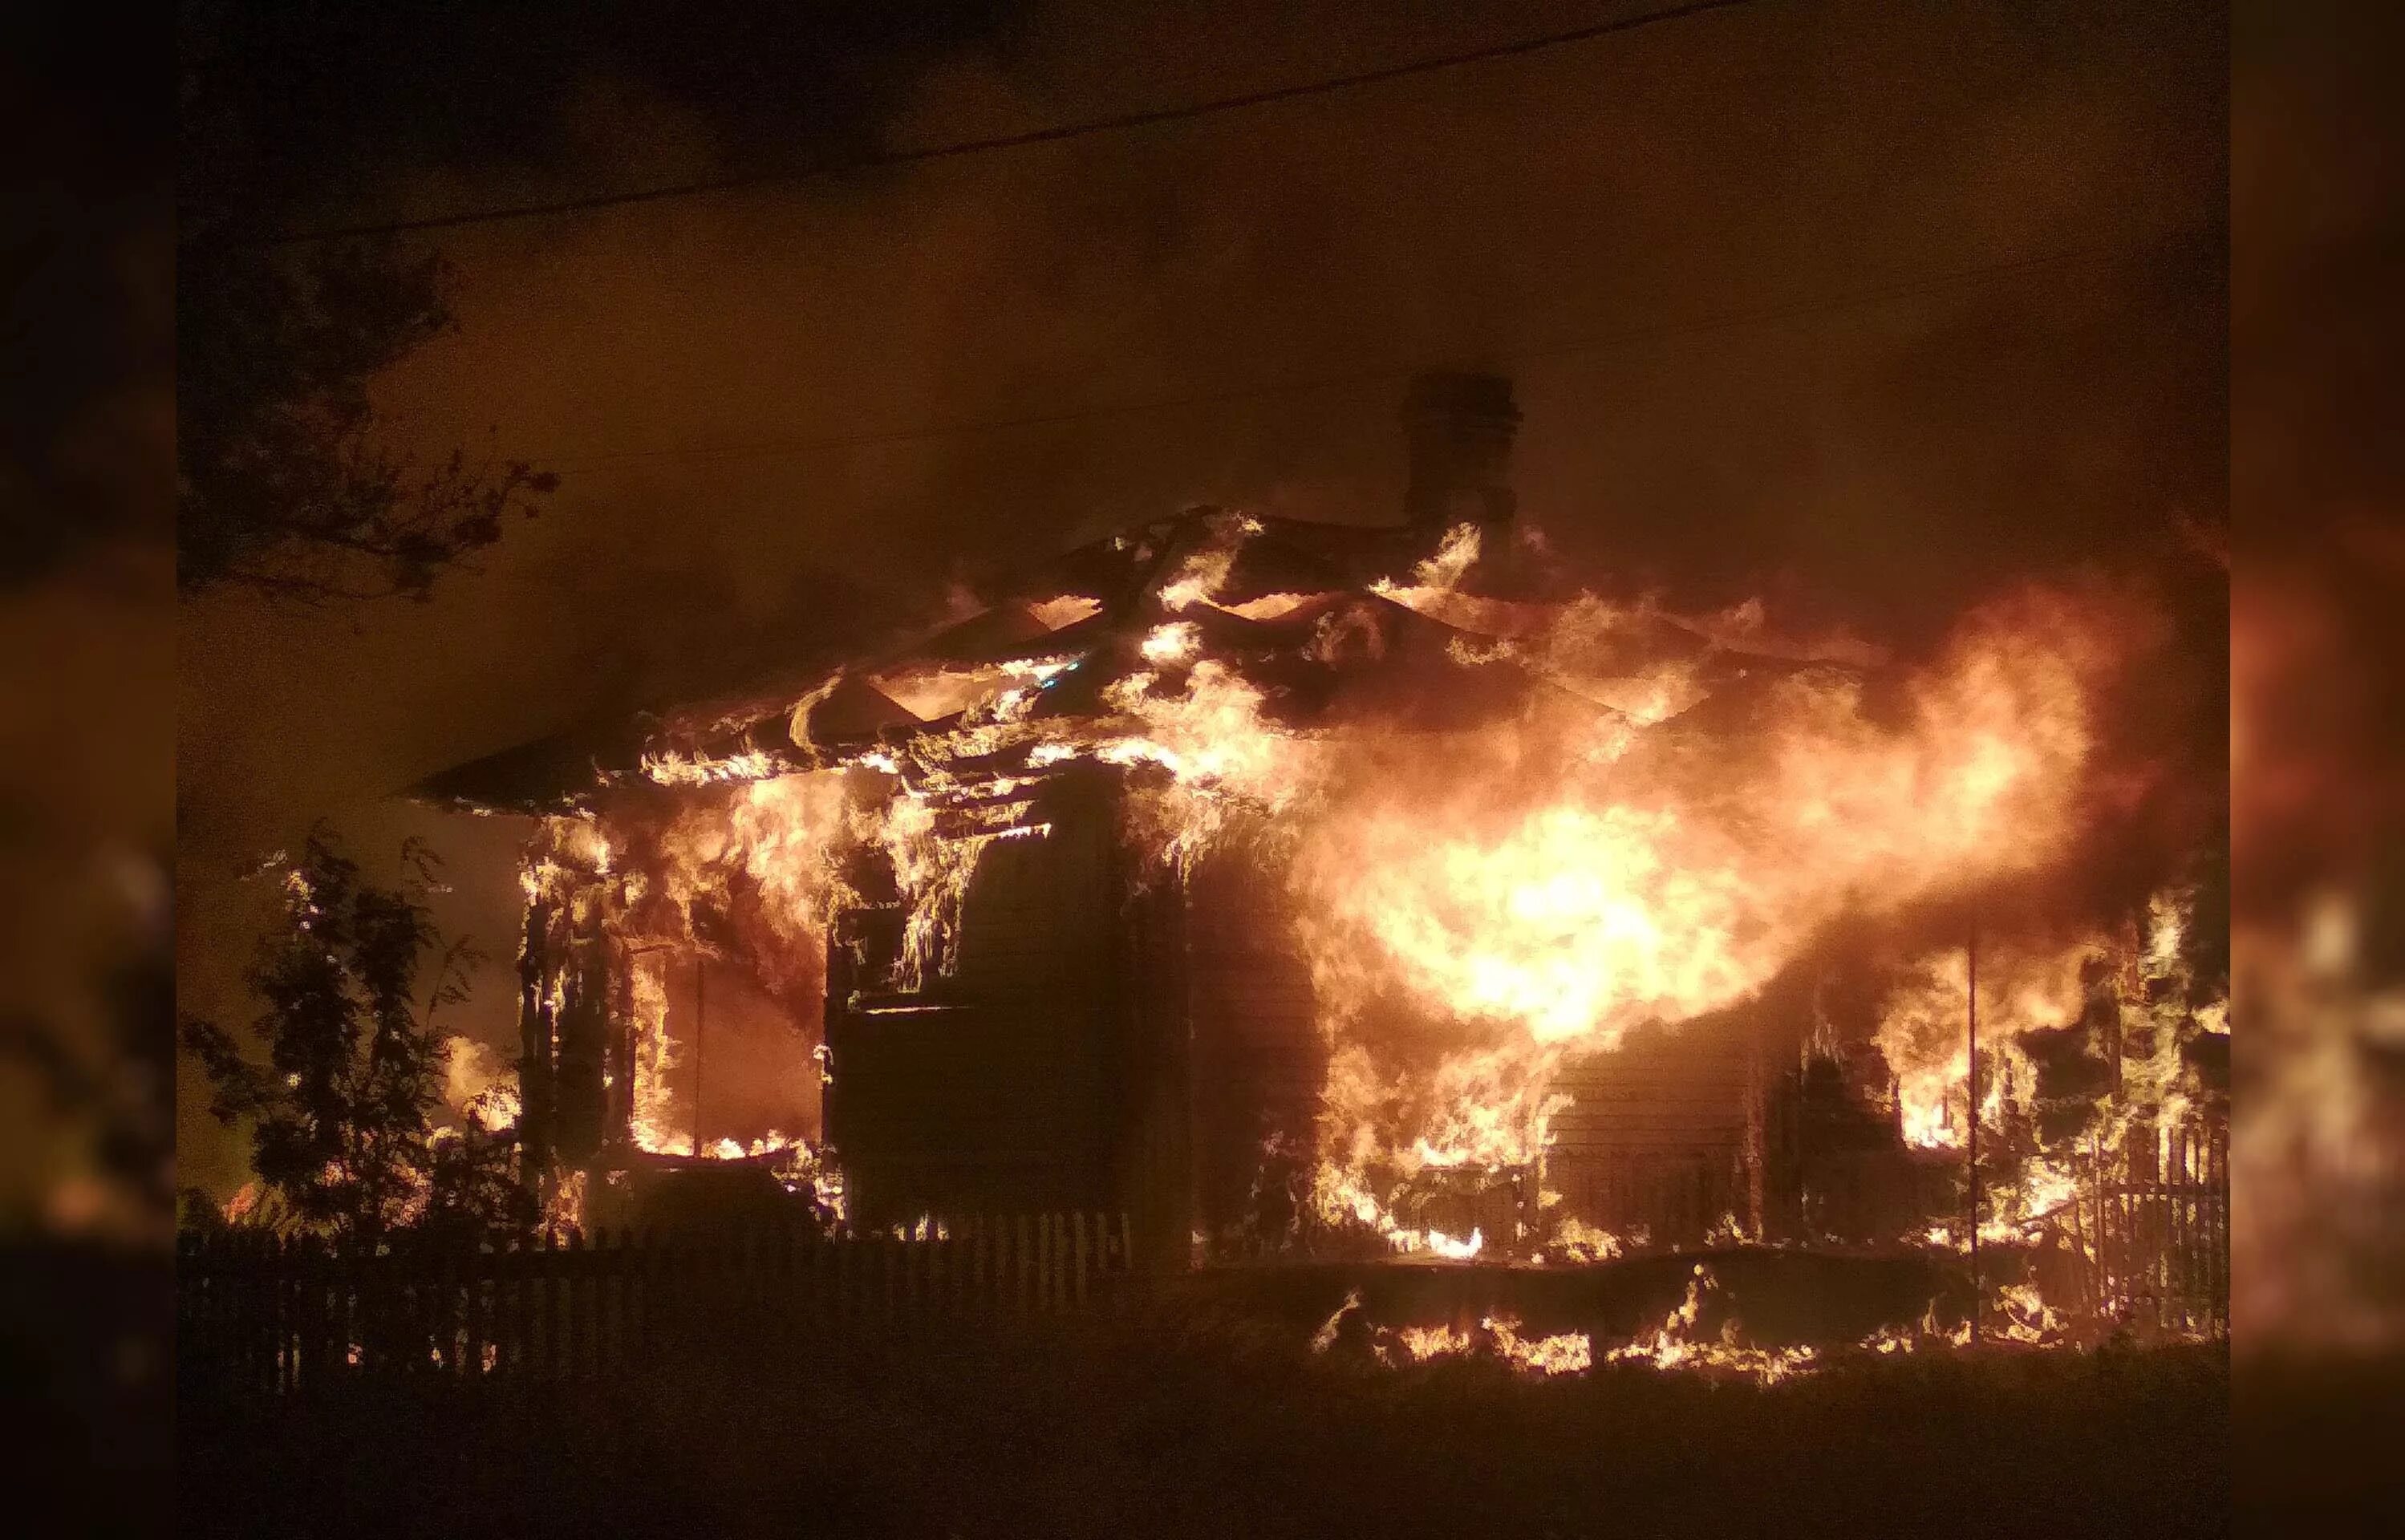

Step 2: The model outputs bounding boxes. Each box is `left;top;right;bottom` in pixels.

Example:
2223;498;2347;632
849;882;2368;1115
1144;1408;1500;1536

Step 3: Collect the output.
181;830;536;1244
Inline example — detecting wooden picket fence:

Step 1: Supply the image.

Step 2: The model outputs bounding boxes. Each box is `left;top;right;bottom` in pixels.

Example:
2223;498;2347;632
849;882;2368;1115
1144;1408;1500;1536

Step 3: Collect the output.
2088;1122;2229;1336
178;1212;1134;1396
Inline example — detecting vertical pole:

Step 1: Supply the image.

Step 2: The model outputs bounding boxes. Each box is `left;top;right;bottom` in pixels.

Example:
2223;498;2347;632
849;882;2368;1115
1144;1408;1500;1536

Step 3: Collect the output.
1967;926;1980;1348
518;901;557;1188
692;955;707;1158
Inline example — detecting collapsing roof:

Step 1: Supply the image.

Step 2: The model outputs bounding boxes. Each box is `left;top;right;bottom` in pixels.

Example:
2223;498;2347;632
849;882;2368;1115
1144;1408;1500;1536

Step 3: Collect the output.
414;498;1855;816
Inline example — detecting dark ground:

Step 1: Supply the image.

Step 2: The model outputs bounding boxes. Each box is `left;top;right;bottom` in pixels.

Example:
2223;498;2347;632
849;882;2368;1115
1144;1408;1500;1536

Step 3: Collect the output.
181;1311;2229;1540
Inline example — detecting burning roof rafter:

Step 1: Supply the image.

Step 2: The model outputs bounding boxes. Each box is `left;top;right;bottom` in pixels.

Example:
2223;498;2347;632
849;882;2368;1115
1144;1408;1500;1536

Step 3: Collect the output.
414;505;1862;816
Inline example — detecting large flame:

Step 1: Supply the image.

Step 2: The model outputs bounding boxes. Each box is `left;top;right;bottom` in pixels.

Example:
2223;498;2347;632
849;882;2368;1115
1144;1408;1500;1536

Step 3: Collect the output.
517;517;2192;1275
1256;583;2127;1228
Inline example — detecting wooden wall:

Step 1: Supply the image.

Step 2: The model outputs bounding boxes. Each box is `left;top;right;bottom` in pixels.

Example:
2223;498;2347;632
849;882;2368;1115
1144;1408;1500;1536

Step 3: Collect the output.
1545;1012;1762;1244
821;772;1330;1270
1182;850;1323;1253
825;777;1123;1227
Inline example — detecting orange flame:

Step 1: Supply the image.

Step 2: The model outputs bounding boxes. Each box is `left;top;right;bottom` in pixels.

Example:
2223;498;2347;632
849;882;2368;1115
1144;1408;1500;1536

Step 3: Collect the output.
527;509;2169;1270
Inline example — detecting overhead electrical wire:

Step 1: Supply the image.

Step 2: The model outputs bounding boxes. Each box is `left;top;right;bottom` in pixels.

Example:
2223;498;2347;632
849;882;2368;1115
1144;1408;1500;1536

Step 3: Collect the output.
258;1;1755;245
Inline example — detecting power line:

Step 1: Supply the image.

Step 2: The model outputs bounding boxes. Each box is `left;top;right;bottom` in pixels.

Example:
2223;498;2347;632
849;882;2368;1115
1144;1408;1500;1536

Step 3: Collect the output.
533;232;2206;476
260;2;1754;245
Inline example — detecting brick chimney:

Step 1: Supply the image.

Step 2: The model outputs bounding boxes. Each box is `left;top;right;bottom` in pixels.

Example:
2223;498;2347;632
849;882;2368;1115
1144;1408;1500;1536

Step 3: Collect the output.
1402;370;1520;530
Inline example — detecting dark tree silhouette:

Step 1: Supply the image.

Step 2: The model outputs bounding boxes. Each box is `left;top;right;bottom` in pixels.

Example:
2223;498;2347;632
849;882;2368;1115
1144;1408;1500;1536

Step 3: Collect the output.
179;831;533;1245
176;2;556;602
174;0;1012;602
175;234;558;602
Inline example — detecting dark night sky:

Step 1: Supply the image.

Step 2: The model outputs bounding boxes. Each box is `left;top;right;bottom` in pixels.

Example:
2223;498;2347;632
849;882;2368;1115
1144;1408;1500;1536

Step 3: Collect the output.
175;0;2228;1191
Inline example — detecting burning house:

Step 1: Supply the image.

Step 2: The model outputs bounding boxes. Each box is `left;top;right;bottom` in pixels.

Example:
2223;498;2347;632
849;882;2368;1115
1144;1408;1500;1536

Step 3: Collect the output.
418;371;2228;1318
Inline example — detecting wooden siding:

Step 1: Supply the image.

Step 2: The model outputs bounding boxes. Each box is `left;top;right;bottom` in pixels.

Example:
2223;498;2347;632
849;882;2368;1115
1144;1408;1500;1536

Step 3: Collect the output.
1184;851;1323;1250
826;785;1125;1226
1545;1016;1759;1243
